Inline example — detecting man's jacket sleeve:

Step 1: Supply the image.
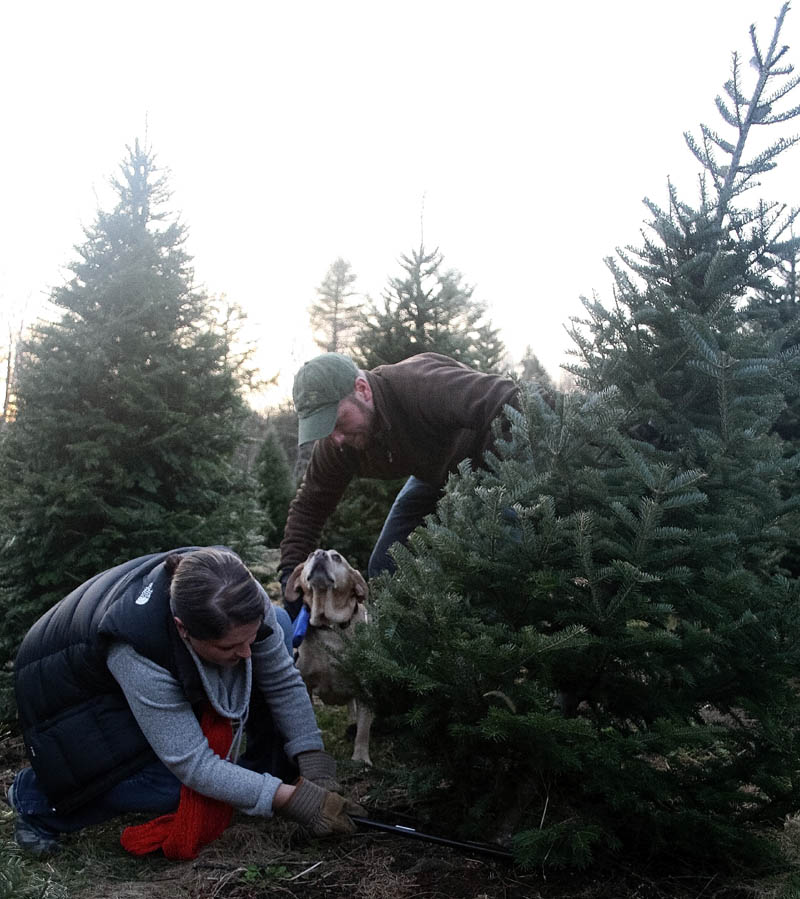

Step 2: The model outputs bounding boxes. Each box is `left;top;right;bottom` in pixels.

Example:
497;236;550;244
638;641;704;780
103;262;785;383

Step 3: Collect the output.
279;443;355;592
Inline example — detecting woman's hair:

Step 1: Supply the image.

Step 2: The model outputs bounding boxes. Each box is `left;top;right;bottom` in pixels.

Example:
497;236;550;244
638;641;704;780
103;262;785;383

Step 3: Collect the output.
166;548;265;640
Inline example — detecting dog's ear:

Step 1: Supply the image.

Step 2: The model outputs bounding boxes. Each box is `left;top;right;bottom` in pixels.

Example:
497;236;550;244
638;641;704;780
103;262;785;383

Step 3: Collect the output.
285;562;306;602
351;568;369;603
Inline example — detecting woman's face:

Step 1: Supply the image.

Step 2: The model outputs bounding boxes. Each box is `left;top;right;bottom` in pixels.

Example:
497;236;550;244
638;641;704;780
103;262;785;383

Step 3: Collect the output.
176;618;262;667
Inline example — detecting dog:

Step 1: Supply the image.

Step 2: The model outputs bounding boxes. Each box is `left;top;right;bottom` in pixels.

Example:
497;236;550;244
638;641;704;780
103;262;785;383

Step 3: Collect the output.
285;549;373;766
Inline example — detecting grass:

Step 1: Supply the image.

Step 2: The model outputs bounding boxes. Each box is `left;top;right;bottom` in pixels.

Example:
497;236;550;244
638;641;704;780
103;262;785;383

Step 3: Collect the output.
4;706;800;898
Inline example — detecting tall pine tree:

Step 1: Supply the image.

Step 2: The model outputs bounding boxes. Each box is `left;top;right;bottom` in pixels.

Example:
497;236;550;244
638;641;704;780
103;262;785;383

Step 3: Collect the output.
356;245;506;371
518;345;555;392
324;245;507;566
0;141;259;685
254;427;294;546
309;257;360;353
343;5;800;871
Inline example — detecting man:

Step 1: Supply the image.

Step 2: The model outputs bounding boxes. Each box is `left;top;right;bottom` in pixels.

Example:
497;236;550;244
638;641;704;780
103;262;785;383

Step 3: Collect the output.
279;352;519;617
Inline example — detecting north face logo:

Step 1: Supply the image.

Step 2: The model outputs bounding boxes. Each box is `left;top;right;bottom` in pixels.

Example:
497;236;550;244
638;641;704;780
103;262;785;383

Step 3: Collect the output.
135;583;153;605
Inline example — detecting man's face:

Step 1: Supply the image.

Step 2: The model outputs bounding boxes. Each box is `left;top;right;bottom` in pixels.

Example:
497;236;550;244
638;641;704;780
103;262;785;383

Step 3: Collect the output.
330;393;374;450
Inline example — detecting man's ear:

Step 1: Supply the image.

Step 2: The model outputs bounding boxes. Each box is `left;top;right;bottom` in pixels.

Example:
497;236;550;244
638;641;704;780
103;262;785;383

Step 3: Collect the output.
354;375;372;404
174;616;189;639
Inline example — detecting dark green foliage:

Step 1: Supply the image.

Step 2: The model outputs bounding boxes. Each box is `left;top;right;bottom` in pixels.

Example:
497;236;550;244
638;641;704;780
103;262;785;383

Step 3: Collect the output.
742;233;800;573
355;245;506;372
745;236;800;351
319;477;405;572
342;6;800;872
0;141;259;690
254;428;294;546
264;400;303;480
347;391;800;869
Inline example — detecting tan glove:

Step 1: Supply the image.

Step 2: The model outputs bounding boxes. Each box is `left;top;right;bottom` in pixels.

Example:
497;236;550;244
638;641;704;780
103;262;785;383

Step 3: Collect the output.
296;749;340;792
279;777;365;836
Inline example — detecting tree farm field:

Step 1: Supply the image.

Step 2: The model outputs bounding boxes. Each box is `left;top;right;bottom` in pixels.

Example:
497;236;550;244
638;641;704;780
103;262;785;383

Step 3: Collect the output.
3;707;800;899
2;6;800;899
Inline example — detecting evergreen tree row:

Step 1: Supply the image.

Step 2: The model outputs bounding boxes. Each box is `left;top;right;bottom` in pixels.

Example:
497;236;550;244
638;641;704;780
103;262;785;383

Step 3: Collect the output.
309;246;513;375
0;138;525;714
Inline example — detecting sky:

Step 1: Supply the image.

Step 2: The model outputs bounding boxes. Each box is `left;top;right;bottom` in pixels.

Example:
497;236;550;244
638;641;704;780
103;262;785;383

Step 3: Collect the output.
2;1;799;408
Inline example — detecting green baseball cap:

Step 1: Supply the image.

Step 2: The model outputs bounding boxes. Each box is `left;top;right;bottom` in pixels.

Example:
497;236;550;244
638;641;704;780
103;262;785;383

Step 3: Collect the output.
293;353;359;445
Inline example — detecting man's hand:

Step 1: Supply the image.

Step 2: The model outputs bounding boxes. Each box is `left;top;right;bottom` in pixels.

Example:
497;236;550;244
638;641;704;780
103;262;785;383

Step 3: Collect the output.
278;778;365;836
280;567;303;620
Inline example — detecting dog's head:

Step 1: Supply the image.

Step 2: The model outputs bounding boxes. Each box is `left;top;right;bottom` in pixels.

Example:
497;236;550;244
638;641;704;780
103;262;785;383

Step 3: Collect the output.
285;549;368;628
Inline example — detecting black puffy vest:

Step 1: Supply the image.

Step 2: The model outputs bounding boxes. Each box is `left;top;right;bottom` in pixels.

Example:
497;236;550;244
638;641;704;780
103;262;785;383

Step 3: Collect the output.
14;547;208;814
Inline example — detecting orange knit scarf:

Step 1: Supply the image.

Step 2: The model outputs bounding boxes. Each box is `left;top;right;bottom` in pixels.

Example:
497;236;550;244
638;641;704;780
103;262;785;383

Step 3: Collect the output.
120;704;234;860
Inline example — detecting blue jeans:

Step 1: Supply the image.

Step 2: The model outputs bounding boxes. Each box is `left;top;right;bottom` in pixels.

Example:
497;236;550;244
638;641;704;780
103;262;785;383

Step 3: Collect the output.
367;476;521;580
368;476;442;579
11;759;182;836
11;605;296;837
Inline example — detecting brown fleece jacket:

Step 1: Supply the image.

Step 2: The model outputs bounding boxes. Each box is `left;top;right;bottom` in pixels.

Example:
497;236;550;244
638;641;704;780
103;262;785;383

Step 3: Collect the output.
279;353;519;575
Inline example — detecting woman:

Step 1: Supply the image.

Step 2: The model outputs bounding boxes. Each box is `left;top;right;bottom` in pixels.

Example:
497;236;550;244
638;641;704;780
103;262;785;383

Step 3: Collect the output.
8;546;362;857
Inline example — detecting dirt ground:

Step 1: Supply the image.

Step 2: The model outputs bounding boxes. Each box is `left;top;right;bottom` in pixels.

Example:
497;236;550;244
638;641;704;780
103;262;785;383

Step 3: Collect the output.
2;702;796;899
6;812;773;899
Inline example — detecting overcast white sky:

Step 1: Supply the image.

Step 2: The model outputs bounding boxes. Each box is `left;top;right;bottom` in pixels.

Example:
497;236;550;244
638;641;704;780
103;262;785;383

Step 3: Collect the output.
2;1;798;407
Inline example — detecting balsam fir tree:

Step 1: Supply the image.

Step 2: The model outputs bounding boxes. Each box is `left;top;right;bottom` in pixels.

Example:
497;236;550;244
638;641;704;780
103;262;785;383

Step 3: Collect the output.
0;141;259;693
355;244;506;372
344;5;800;871
309;257;361;354
331;245;507;563
254;427;294;546
518;345;555;392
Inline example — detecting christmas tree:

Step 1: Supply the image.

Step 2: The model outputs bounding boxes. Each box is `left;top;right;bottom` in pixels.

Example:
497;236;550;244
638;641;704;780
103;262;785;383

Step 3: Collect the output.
344;5;800;870
0;142;259;689
356;244;505;371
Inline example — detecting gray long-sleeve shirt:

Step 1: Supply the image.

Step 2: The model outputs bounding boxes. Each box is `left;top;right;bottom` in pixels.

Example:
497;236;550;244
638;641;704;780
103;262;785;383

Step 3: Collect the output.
106;598;322;817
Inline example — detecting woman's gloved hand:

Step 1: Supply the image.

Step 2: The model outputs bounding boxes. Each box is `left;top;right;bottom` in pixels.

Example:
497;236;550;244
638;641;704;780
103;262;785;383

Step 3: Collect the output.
279;778;365;836
296;749;340;792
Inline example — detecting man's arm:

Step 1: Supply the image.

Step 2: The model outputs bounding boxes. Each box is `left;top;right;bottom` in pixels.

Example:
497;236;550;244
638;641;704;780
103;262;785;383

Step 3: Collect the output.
278;442;356;616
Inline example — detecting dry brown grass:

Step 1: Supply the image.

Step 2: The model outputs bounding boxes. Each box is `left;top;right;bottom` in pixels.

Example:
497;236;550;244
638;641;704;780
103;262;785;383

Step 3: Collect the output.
4;711;800;899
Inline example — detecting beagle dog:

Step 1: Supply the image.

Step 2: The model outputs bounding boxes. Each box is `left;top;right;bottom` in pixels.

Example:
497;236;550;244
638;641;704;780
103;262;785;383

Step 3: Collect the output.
285;549;373;766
